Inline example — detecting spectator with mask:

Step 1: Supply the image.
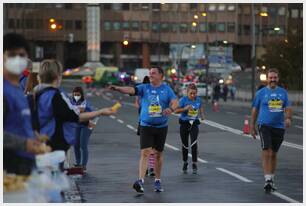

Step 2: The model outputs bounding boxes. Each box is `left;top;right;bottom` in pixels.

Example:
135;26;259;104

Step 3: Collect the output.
70;86;95;172
3;33;39;175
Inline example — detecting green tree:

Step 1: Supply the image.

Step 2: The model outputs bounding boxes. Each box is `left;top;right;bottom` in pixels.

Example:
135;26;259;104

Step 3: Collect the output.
259;30;302;90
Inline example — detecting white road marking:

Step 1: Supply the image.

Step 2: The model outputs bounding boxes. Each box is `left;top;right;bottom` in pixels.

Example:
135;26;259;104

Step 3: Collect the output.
127;124;137;131
294;125;303;129
187;153;208;163
293;115;302;120
164;143;180;151
272;191;300;203
226;111;236;115
117;119;124;124
216;167;253;183
103;94;301;203
110;115;116;119
106;92;113;97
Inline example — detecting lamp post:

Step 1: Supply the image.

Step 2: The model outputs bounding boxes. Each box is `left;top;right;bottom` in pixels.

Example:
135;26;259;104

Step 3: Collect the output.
251;4;256;101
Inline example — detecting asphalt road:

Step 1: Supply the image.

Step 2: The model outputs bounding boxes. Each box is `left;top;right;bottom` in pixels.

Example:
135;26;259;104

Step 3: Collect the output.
61;80;303;203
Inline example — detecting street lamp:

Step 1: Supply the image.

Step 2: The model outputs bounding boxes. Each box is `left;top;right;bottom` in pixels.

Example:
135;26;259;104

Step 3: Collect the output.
194;14;199;19
122;40;129;46
192;22;197;27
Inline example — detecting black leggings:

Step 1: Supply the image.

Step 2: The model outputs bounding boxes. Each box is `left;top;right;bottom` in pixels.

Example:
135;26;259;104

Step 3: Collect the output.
179;121;199;162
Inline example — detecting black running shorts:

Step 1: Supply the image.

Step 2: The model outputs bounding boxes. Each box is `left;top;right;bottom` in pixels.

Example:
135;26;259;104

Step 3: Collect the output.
139;126;168;152
258;125;285;152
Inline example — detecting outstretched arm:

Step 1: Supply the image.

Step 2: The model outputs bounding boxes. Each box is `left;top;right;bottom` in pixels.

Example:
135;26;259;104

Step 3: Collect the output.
108;85;136;95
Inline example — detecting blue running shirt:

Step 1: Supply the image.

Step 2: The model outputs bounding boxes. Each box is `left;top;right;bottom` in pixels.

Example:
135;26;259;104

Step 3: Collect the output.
179;96;202;121
252;86;291;129
136;83;177;128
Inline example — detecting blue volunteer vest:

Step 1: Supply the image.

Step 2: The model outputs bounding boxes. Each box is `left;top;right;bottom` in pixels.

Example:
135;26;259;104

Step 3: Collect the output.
33;87;78;145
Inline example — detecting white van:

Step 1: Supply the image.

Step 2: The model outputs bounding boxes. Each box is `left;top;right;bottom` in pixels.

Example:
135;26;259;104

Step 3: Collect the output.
134;68;150;84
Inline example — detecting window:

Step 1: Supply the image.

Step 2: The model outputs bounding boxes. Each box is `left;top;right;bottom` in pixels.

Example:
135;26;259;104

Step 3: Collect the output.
161;23;169;32
8;19;14;29
218;4;226;11
227;4;236;11
180;23;188;32
291;9;299;18
190;3;198;10
36;19;43;29
25;19;34;29
199;23;207;32
278;6;286;16
65;3;72;9
55;4;63;8
141;3;149;10
238;24;242;35
243;5;251;15
208;4;216;11
122;3;130;10
122;21;130;30
103;4;111;10
152;23;160;32
217;23;225;32
169;4;178;11
142;21;149;31
113;22;121;31
227;23;235;33
131;4;140;10
209;22;216;32
112;4;122;10
171;23;179;32
131;21;140;30
104;21;111;31
75;20;82;30
261;6;268;12
15;19;20;29
243;25;250;35
152;3;160;11
65;20;73;30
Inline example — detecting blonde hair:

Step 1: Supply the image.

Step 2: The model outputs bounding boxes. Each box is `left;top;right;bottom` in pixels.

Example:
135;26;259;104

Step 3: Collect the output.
38;59;63;84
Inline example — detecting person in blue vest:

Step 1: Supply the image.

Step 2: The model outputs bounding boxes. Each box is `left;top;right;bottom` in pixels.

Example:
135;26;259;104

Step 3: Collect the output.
3;33;48;175
250;68;292;192
70;86;95;172
109;67;178;194
175;83;205;174
33;59;116;154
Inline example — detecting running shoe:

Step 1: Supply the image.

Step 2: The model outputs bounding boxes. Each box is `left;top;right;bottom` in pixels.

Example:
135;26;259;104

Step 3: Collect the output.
264;180;273;193
192;163;198;174
182;162;188;173
133;180;144;193
154;180;164;192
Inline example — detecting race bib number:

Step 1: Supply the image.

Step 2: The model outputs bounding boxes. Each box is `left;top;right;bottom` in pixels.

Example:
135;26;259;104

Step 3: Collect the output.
188;109;198;119
268;99;283;112
149;105;162;117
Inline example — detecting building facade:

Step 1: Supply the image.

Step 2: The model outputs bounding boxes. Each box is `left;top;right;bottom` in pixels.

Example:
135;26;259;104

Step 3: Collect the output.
4;3;302;70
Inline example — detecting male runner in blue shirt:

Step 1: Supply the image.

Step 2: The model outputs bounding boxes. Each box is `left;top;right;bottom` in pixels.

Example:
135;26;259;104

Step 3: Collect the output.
250;68;292;192
109;67;178;193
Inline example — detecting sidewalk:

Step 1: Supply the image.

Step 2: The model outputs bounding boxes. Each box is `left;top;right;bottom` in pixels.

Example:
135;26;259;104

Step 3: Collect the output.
214;99;303;114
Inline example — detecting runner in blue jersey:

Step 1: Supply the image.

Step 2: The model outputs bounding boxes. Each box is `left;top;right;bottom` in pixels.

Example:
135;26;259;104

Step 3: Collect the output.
175;83;204;174
250;68;292;192
109;67;178;193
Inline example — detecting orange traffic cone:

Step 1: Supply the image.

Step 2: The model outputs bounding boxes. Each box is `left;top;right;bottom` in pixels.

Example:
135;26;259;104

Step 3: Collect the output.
243;116;250;134
212;101;220;112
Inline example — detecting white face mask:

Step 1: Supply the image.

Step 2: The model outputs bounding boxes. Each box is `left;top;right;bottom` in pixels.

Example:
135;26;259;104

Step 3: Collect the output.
74;96;81;102
5;56;28;75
